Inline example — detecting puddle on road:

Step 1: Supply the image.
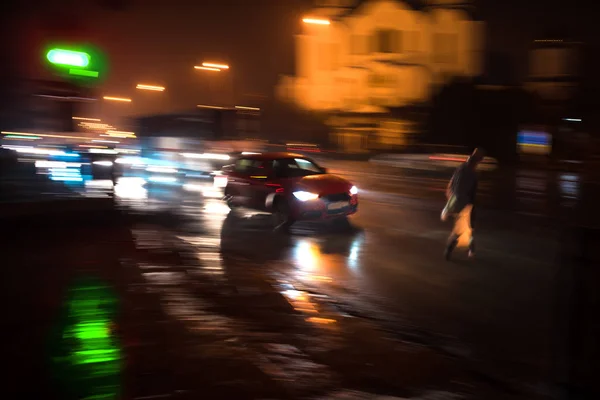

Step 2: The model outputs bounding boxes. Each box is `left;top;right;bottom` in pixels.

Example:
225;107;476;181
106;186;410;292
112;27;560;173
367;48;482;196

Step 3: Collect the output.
132;226;338;395
280;285;339;328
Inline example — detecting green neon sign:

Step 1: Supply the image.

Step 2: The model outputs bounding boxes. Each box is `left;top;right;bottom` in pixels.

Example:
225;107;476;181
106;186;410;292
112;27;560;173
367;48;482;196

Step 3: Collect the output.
46;48;91;68
69;68;99;78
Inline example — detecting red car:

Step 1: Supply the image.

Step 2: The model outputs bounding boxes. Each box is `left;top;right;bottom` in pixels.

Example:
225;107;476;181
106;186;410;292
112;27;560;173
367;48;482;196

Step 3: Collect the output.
222;152;358;230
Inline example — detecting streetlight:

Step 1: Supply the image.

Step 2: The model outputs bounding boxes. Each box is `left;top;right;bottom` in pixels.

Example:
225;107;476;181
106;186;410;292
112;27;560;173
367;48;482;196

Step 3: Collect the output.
103;96;132;102
302;17;330;25
202;62;229;70
194;66;220;71
136;84;165;92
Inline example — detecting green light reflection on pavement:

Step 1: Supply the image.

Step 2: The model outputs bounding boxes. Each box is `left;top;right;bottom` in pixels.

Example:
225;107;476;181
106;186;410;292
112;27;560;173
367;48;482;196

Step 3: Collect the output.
50;276;122;400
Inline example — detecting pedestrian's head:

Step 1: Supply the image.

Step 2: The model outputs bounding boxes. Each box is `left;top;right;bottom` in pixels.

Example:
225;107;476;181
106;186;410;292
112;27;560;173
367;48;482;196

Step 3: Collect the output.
468;148;485;167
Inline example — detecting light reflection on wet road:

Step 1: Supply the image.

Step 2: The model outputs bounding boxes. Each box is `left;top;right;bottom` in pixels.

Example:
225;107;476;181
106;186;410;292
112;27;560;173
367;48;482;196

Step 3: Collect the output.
113;161;578;396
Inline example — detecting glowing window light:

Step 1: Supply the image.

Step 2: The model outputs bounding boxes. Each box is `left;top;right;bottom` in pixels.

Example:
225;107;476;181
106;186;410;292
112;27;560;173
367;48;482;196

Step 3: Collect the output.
302;18;330;25
46;48;90;67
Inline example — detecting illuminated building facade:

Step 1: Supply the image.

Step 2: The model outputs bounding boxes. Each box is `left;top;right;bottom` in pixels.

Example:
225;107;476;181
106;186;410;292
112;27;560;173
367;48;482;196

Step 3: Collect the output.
276;0;485;151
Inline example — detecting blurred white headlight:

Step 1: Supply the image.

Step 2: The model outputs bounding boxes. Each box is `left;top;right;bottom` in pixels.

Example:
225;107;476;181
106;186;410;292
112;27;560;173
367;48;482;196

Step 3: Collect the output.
293;191;319;201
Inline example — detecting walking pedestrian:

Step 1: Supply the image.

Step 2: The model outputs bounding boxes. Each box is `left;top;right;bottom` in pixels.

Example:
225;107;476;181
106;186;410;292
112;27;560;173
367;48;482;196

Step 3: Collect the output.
441;148;485;260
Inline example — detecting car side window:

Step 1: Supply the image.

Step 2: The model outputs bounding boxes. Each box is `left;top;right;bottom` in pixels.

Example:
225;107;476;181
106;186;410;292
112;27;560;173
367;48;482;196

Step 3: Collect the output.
272;159;297;178
248;160;269;177
294;158;321;173
235;159;269;176
235;158;254;174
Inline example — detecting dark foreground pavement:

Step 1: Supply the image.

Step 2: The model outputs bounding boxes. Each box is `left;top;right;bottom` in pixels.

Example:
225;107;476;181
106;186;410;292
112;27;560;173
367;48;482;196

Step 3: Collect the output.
5;202;535;400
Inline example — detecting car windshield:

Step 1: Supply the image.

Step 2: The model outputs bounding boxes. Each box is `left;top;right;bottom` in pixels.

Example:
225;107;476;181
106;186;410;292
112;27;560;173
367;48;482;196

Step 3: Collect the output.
273;158;323;178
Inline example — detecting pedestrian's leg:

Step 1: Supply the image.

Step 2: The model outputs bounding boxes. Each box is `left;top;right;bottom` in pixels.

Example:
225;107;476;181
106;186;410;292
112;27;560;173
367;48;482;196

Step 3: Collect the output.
444;215;459;261
468;205;475;257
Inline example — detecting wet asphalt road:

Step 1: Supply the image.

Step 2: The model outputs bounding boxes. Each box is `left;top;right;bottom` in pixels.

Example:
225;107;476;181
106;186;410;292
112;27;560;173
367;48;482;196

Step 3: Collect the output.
114;159;577;397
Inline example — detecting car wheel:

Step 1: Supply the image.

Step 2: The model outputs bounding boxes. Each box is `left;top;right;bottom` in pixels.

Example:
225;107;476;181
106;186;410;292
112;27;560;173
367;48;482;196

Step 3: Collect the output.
273;199;294;232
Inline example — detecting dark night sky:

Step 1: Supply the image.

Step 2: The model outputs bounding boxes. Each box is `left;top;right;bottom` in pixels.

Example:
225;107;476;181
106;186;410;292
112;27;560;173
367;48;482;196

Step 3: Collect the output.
83;0;311;110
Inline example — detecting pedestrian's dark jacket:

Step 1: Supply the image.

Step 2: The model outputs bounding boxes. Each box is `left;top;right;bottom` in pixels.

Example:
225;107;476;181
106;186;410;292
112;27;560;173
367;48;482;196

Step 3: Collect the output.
449;161;478;206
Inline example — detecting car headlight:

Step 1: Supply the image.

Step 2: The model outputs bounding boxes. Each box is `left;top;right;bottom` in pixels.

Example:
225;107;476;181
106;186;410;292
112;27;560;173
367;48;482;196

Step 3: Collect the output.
293;191;319;201
350;185;358;195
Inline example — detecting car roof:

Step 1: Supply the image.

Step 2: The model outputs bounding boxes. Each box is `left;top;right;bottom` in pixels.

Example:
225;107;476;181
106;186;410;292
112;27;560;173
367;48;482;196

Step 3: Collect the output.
241;152;308;161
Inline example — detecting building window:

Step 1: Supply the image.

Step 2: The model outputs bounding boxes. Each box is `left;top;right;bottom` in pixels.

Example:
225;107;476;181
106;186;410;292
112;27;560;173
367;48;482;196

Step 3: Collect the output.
373;29;402;53
377;29;393;53
433;33;457;63
394;30;403;53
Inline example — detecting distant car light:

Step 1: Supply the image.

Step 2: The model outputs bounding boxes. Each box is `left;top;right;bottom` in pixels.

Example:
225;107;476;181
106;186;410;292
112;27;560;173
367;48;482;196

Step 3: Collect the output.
148;176;177;183
93;161;113;167
350;186;358;195
214;176;228;188
146;166;177;174
293;191;319;201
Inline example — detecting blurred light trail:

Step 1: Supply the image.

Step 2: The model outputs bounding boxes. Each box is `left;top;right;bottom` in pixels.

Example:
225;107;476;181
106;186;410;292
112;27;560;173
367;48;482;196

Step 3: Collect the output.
92;140;120;144
2;145;77;156
197;104;225;109
302;17;330;25
136;84;165;91
93;161;113;167
194;66;220;71
202;62;229;69
106;130;136;138
73;117;101;121
35;161;82;168
146;166;177;174
429;156;468;162
235;106;259;111
2;131;89;140
148;176;177;183
103;96;132;102
4;135;41;140
180;152;230;160
89;149;118;154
